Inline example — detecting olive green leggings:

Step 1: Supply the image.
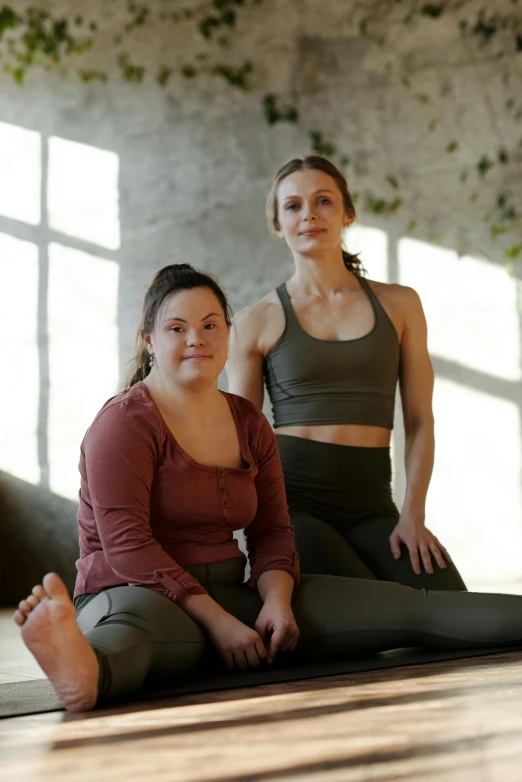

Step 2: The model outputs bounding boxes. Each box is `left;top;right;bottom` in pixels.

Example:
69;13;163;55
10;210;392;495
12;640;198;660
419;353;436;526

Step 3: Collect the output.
276;435;467;591
75;558;522;704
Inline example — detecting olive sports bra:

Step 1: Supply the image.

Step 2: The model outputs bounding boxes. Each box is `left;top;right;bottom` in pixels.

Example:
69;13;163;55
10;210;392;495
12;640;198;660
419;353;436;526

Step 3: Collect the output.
263;275;400;429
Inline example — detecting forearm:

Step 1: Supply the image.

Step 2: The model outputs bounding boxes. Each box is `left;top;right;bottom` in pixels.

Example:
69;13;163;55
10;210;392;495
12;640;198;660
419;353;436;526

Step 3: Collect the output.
402;417;434;520
179;591;231;631
257;570;295;606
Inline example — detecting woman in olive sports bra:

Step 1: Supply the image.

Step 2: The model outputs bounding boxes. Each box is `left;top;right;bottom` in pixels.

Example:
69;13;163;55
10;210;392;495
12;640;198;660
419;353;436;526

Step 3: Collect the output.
228;155;466;591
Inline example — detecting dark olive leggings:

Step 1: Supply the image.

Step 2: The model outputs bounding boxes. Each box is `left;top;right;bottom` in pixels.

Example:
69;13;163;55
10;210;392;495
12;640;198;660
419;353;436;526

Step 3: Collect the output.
276;434;467;591
75;559;522;704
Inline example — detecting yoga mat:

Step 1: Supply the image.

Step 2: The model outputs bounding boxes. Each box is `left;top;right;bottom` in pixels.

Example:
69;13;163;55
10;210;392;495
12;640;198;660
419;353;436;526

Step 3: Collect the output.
2;644;521;719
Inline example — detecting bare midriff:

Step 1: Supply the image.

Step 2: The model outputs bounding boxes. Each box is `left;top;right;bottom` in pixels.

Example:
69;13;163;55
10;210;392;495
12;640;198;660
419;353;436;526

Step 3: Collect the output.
274;423;393;448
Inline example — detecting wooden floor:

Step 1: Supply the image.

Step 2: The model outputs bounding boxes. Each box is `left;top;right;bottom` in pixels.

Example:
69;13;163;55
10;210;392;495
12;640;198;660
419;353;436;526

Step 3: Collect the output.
2;592;522;782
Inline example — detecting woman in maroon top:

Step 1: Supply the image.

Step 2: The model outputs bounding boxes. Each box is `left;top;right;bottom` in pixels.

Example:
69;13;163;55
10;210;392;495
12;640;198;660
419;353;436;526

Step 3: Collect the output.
14;264;522;712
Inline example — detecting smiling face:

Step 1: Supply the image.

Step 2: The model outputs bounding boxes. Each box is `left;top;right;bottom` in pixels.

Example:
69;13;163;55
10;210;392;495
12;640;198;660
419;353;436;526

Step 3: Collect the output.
144;286;230;390
275;168;354;256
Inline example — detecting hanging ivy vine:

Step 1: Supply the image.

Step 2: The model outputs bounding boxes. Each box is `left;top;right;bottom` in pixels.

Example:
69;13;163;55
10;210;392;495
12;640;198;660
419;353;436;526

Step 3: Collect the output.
0;0;521;261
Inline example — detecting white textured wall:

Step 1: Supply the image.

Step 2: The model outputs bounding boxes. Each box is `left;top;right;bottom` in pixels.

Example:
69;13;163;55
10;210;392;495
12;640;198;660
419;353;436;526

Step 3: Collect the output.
1;0;521;592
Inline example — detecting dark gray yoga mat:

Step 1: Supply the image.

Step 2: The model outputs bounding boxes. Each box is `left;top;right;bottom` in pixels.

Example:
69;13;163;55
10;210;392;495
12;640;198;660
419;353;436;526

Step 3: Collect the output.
2;644;521;719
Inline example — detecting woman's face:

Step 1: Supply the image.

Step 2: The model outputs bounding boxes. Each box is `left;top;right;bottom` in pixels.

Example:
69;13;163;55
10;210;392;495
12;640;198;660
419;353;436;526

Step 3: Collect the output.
275;169;353;256
145;287;229;390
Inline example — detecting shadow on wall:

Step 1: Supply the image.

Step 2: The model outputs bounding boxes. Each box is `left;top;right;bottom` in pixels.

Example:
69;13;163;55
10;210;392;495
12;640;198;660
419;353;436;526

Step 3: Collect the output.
0;471;79;604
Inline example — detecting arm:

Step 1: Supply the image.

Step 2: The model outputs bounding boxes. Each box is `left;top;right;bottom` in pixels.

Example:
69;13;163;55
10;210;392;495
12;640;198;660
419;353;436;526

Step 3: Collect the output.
255;570;298;663
244;410;301;661
227;305;265;408
244;412;300;589
398;287;435;524
84;399;207;604
390;288;452;574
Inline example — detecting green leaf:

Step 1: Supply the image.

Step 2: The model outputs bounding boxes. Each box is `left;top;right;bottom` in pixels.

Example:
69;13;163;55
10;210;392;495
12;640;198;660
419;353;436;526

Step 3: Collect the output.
221;9;236;27
213;61;253;91
339;155;351;167
386;175;400;190
446;140;459;153
469;191;478;203
413;93;430;104
498;148;509;164
308;131;336;157
370;198;386;214
421;4;444;18
427;118;438;132
262;94;299;125
504;245;522;260
79;69;107;83
491;223;508;239
157;67;172;87
182;65;197;79
199;16;221;39
477;155;494;177
406;220;417;234
0;7;22;38
459;169;468;184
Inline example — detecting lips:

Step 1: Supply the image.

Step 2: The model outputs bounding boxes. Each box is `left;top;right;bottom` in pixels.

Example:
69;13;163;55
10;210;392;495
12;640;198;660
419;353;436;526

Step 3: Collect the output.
183;355;212;360
300;229;324;236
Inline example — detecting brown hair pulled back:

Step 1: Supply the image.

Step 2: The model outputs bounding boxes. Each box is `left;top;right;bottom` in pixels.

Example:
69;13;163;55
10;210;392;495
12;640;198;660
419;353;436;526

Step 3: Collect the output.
265;155;364;275
126;264;233;388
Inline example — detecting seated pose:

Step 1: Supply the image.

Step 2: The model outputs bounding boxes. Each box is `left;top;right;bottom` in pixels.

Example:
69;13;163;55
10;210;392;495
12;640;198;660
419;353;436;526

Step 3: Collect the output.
14;264;522;713
228;155;466;590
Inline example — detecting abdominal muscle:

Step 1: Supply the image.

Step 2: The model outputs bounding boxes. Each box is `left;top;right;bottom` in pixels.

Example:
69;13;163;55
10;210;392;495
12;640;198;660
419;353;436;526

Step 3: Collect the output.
274;423;392;448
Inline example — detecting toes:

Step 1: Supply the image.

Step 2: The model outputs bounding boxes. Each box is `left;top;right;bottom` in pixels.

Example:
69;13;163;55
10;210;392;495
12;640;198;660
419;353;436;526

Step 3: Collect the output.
26;594;39;608
13;609;26;626
32;585;47;600
18;599;32;614
42;573;69;601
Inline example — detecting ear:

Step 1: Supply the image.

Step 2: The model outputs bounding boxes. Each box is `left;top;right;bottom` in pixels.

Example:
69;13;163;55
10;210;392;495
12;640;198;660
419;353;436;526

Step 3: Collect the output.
142;331;153;353
343;207;356;228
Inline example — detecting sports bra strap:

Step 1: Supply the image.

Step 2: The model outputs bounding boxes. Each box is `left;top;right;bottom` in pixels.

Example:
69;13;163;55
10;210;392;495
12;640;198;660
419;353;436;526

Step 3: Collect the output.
275;283;301;331
356;275;384;322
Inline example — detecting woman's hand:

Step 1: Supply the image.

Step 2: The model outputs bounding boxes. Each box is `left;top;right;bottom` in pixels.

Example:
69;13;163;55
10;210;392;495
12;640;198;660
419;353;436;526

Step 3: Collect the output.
255;600;300;664
206;612;267;670
389;514;452;576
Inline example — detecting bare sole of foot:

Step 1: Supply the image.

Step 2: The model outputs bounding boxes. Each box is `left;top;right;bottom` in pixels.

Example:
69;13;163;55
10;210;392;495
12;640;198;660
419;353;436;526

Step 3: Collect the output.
13;573;99;712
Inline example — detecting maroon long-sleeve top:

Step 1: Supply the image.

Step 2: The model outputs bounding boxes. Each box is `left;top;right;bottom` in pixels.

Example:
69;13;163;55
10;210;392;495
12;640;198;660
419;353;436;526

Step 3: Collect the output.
74;382;300;604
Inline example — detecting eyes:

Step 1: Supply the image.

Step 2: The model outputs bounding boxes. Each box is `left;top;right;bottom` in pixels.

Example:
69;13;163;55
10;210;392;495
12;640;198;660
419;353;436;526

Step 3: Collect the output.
170;323;217;333
285;198;331;211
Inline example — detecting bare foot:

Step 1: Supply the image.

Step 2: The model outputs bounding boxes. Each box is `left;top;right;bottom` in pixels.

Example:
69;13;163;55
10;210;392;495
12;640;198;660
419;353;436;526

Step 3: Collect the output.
13;573;99;712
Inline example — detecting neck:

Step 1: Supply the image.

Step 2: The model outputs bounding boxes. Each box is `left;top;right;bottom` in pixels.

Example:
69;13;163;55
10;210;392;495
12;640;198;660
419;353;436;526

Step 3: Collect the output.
144;373;223;424
289;247;357;297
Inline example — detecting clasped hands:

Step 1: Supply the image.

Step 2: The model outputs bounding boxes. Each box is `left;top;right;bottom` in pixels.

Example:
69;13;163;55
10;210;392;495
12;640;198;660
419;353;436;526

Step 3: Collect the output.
207;599;299;670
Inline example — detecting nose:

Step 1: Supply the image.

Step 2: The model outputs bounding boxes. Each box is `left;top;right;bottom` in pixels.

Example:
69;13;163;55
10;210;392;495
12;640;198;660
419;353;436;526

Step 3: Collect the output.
186;329;206;346
302;202;317;221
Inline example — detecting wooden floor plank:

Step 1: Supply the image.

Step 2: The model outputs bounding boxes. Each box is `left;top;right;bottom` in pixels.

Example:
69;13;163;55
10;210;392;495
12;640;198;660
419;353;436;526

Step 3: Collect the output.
1;653;522;782
2;600;522;782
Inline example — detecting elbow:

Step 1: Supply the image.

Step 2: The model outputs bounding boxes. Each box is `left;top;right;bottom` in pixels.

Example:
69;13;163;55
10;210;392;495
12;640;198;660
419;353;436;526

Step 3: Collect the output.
404;412;434;438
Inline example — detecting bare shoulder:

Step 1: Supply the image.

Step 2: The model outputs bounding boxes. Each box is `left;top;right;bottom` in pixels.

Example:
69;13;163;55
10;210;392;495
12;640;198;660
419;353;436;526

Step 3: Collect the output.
231;288;284;354
368;279;424;313
365;279;424;337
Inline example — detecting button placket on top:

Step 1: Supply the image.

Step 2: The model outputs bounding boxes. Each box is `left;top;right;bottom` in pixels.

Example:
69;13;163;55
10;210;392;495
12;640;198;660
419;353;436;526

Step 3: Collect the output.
217;468;229;521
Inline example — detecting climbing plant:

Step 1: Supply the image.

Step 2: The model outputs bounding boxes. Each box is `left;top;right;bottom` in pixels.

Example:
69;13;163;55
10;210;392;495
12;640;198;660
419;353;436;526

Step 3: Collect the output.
0;0;521;261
